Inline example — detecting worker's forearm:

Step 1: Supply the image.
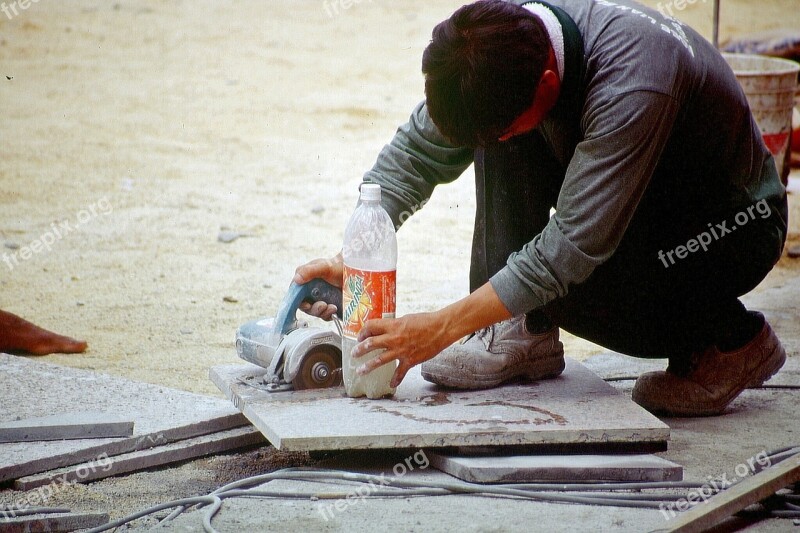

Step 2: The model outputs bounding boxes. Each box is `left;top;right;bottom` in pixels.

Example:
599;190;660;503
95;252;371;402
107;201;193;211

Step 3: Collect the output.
434;282;513;345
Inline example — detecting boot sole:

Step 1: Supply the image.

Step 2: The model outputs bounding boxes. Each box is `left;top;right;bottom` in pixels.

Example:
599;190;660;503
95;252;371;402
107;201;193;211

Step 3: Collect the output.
421;352;566;390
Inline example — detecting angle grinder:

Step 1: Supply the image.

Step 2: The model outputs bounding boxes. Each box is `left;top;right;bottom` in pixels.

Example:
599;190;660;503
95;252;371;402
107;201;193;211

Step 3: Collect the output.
236;279;343;392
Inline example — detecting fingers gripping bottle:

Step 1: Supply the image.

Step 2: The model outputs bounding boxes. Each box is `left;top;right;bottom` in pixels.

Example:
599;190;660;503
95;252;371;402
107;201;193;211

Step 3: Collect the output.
342;183;398;399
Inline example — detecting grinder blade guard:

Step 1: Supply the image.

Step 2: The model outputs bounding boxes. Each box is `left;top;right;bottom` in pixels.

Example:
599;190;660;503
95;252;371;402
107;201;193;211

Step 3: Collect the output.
236;279;343;392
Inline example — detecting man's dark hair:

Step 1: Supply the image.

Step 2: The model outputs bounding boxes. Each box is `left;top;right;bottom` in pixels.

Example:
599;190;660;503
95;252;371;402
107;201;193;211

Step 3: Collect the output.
422;0;550;147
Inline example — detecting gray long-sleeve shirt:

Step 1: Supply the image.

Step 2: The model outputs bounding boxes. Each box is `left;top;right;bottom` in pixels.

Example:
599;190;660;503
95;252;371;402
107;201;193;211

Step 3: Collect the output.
362;0;784;316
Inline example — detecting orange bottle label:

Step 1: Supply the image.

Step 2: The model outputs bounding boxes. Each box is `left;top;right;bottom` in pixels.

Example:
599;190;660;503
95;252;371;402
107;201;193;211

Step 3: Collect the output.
342;266;396;340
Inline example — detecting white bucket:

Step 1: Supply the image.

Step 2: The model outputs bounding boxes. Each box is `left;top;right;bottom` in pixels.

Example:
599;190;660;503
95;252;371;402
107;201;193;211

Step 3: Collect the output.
723;53;799;185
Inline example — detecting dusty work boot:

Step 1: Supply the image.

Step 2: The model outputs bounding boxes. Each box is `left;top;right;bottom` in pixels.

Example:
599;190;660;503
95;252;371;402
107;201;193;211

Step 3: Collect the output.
420;315;565;389
632;314;786;417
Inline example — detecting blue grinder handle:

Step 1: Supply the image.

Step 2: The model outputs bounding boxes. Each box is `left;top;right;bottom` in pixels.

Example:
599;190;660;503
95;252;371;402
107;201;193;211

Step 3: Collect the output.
274;279;343;335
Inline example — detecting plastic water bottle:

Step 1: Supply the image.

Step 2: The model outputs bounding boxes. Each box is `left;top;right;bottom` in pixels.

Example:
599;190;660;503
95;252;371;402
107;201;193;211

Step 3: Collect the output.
341;183;398;399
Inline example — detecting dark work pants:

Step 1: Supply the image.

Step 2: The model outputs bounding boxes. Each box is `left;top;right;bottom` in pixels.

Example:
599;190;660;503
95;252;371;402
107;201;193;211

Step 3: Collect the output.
471;130;788;367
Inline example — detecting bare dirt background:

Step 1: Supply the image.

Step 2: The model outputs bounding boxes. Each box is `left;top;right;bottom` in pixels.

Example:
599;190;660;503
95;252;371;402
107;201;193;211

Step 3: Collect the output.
0;0;799;524
1;0;798;395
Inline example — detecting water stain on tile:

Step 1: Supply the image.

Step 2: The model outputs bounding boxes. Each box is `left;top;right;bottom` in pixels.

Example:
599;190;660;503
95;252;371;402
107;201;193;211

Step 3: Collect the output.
367;402;566;427
419;392;451;407
470;400;568;426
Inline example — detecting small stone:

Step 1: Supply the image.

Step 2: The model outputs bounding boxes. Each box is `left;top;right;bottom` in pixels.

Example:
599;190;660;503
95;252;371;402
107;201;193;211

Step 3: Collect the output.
218;231;243;244
263;283;272;289
180;328;193;335
4;242;19;250
76;301;85;307
223;296;238;303
311;206;325;215
788;245;800;259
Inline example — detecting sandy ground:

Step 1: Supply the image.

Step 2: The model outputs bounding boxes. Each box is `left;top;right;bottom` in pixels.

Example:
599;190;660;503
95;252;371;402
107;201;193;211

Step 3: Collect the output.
0;0;798;395
1;0;799;526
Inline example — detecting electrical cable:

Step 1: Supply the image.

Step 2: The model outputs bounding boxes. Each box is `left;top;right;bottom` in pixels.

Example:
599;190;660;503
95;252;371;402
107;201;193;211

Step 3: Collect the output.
83;447;800;532
85;470;680;532
83;496;220;533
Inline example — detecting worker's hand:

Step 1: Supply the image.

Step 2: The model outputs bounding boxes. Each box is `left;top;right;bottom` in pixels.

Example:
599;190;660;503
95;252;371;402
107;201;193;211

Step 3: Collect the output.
351;312;455;388
350;283;514;388
293;253;343;321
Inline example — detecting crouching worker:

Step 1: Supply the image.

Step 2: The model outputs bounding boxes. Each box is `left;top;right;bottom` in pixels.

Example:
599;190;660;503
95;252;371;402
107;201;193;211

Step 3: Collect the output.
295;0;788;417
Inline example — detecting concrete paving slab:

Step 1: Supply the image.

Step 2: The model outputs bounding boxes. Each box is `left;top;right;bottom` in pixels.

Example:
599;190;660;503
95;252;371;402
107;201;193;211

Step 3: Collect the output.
0;511;109;532
14;426;266;490
0;412;134;443
143;400;800;533
583;351;666;380
0;353;247;483
211;357;670;452
428;452;683;483
161;466;670;533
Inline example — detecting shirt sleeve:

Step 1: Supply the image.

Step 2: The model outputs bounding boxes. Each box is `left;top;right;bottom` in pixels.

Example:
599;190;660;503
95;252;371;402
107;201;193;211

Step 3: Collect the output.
362;101;475;229
490;90;681;315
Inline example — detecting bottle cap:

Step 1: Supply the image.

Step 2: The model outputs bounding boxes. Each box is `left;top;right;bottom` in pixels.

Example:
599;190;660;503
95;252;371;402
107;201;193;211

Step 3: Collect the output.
360;183;381;202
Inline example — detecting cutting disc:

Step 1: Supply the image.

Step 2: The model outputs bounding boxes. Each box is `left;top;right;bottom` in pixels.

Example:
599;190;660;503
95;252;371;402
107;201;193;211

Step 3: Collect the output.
291;345;343;390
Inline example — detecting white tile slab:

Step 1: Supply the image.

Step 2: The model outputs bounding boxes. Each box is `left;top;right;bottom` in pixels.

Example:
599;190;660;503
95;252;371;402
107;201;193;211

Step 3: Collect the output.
211;357;670;452
14;426;266;490
0;353;246;483
0;412;134;443
428;451;683;483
